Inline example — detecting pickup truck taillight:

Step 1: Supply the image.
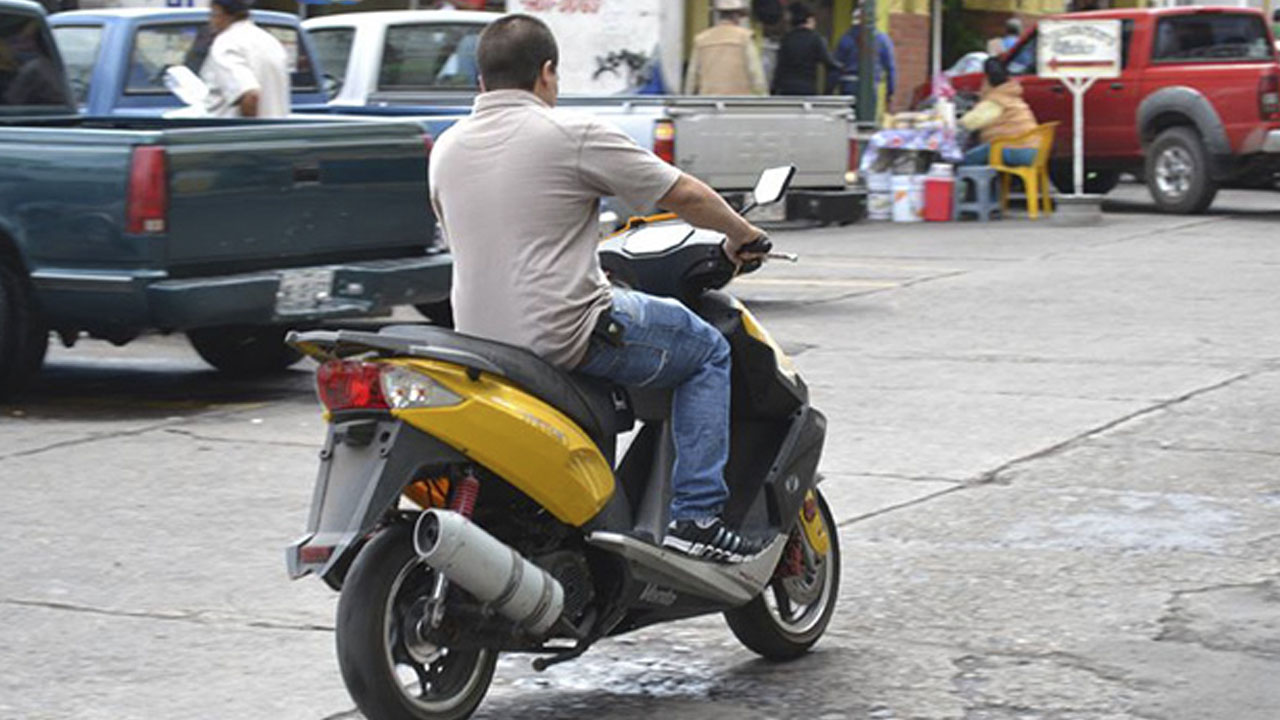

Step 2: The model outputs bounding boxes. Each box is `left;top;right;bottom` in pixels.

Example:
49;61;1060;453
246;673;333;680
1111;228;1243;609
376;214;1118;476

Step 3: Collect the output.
654;120;675;165
126;146;168;235
1260;73;1280;120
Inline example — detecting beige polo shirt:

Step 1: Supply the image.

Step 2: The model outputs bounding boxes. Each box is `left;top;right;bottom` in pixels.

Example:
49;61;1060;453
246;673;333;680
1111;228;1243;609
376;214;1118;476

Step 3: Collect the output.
429;90;682;369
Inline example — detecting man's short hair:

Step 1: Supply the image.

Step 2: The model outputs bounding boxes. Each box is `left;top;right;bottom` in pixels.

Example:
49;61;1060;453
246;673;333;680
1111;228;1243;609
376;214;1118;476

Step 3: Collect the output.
789;1;812;27
211;0;251;18
477;14;559;92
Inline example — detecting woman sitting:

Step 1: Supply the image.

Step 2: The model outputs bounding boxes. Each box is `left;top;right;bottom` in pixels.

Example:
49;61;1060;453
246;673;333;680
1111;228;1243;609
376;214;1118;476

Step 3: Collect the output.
960;58;1039;166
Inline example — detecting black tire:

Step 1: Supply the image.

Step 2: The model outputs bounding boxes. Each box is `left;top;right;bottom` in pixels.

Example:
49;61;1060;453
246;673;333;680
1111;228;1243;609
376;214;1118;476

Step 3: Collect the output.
1050;165;1120;196
724;488;841;661
187;325;302;376
1146;127;1218;214
0;264;47;400
414;299;454;329
336;523;497;720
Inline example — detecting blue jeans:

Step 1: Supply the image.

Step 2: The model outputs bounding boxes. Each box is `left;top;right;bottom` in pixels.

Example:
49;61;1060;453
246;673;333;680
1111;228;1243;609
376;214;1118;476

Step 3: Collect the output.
963;144;1038;167
576;288;731;522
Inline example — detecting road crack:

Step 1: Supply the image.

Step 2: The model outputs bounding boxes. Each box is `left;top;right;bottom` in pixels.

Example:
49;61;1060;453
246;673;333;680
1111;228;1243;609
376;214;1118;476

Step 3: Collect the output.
837;485;966;528
1154;579;1280;659
0;404;295;462
163;427;317;449
3;597;334;634
976;367;1272;485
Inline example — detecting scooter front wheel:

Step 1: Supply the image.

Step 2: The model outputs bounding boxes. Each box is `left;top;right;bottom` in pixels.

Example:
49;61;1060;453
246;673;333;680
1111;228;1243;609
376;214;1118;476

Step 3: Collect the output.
724;487;841;660
335;522;497;720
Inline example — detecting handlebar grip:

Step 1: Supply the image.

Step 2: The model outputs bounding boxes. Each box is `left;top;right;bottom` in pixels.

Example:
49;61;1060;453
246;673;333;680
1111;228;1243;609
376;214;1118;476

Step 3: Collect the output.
740;236;772;255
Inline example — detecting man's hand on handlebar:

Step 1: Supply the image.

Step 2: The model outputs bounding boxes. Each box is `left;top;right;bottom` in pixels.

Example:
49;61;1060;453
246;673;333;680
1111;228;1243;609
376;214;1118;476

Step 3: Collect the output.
724;224;771;270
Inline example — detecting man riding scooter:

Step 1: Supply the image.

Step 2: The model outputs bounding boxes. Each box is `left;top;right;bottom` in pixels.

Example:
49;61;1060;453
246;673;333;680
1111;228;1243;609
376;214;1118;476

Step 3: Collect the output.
429;14;771;562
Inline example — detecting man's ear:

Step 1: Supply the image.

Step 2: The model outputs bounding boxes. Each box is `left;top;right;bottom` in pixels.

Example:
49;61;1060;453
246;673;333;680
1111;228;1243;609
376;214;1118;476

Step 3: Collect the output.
540;60;556;85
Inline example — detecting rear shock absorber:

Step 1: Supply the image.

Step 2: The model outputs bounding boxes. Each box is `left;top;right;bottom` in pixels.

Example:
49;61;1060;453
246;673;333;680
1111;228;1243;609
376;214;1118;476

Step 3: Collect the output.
449;468;481;518
425;468;481;629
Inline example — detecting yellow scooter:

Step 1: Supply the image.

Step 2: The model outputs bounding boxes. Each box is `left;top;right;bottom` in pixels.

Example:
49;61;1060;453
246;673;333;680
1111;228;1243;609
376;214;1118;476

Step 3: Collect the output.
286;166;838;720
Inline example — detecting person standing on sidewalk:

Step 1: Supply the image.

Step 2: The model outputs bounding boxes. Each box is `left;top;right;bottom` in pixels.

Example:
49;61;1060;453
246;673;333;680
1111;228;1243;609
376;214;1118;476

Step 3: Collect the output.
431;15;772;562
832;6;896;109
684;0;767;96
771;2;843;96
200;0;289;118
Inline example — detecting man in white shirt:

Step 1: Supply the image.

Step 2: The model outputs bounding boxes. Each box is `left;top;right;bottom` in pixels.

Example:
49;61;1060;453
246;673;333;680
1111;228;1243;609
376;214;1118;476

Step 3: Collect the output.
200;0;290;118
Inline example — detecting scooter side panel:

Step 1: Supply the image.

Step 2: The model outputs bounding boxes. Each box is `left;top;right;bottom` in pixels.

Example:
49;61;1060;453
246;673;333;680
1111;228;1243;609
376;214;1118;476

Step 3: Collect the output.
392;359;616;528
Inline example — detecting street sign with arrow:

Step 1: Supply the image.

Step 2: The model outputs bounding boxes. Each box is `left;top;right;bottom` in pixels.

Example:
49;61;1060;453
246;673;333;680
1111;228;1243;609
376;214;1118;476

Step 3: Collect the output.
1038;20;1122;80
1036;19;1123;197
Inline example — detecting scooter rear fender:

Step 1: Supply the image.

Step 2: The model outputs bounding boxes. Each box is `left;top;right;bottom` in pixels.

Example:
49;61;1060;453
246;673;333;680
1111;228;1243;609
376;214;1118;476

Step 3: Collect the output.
285;418;466;588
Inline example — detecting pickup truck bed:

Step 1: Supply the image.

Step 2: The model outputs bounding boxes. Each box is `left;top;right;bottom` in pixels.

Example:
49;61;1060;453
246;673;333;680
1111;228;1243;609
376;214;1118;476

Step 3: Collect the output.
0;0;450;397
301;10;864;224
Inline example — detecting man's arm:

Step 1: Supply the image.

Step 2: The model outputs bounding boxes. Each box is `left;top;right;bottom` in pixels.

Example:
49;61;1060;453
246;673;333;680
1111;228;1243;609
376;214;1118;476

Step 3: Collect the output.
878;34;897;99
211;41;262;117
239;89;260;117
684;46;701;95
658;173;766;261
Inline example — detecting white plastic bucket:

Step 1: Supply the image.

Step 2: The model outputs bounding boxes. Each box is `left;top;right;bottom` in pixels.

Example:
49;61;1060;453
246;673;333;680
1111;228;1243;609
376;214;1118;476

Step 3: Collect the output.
892;175;925;223
867;172;892;221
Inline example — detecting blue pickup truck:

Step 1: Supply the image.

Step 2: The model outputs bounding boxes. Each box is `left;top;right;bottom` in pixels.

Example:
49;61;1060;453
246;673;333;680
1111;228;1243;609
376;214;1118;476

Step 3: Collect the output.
48;7;331;116
0;0;450;398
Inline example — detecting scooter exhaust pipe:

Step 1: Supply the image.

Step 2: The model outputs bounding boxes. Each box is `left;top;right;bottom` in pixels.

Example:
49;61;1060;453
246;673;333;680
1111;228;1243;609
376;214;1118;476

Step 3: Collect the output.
413;509;565;636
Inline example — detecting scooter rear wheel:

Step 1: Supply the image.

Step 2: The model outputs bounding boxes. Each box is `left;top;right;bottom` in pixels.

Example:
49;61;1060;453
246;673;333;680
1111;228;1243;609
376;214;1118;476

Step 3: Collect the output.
724;487;840;660
336;522;497;720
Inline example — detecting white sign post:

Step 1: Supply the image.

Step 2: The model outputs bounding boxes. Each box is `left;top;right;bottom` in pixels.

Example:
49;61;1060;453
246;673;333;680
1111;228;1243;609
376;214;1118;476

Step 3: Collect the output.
1038;20;1122;197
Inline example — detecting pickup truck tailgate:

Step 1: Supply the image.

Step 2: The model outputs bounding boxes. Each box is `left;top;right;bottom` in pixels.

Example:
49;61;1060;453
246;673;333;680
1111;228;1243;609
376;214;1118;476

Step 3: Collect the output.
667;99;854;190
160;121;430;270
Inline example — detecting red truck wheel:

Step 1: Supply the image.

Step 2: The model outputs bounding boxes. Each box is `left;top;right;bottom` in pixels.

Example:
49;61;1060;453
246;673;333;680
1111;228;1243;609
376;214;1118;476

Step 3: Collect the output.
1146;127;1218;214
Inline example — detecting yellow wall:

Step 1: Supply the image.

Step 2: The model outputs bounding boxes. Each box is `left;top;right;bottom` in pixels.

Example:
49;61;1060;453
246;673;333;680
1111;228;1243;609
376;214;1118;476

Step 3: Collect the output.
961;0;1066;12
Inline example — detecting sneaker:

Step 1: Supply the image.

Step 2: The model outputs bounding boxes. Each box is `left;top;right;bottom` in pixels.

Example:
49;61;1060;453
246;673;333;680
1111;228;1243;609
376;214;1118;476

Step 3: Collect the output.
662;516;768;563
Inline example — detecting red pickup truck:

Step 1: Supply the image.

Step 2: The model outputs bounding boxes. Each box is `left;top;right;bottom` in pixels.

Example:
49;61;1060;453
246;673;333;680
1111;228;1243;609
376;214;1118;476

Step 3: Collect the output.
948;7;1280;213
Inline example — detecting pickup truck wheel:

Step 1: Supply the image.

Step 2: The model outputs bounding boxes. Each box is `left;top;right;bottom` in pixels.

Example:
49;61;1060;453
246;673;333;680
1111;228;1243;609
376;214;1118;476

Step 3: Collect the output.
188;326;302;376
0;264;47;398
414;300;454;329
1050;165;1120;195
1146;128;1218;214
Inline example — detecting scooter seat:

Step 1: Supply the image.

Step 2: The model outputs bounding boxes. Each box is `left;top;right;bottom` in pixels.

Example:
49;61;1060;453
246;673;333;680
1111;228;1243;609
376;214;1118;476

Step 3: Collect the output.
376;325;627;450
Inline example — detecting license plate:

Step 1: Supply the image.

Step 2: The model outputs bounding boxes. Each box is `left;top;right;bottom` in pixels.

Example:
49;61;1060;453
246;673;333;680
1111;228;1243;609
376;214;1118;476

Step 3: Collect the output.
276;268;335;314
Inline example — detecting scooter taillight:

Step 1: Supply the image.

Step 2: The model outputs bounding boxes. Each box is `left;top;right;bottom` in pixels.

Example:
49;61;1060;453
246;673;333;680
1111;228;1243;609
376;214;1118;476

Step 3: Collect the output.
316;360;389;412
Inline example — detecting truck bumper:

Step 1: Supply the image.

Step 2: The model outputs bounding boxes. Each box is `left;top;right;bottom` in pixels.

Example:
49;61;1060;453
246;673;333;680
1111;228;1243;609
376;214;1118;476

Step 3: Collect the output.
31;254;452;332
1264;130;1280;154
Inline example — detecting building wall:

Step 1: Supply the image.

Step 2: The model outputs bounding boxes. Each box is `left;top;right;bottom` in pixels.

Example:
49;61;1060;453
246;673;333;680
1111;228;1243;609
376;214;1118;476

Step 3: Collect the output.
887;11;929;111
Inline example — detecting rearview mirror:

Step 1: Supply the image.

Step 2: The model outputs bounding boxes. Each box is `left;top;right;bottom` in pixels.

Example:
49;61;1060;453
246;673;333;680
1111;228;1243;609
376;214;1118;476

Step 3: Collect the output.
753;165;797;207
163;65;209;108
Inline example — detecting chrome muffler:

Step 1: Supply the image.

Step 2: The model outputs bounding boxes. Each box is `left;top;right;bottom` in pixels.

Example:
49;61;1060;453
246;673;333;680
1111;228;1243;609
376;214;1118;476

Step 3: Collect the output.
413;509;565;636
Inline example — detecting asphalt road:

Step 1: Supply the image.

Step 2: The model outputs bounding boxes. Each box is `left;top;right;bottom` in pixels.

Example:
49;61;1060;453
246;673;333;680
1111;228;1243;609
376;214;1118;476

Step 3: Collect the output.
2;185;1278;720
